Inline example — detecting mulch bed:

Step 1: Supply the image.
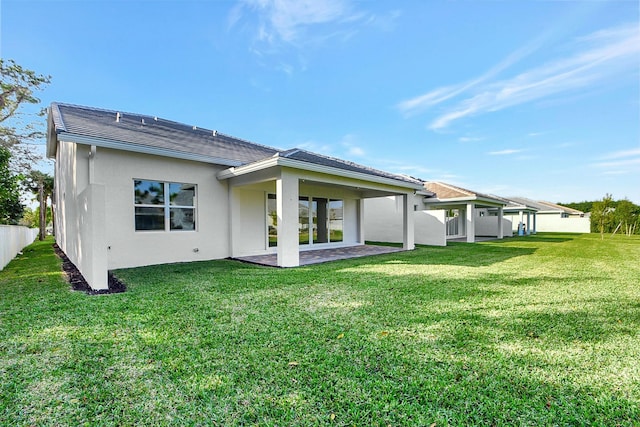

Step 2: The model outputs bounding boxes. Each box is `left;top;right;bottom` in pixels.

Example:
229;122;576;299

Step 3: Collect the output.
53;244;126;295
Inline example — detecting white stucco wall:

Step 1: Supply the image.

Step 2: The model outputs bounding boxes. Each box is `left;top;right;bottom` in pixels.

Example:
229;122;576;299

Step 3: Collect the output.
230;187;270;257
504;213;590;233
476;216;512;237
94;148;230;270
415;210;447;246
534;215;590;233
0;226;38;271
53;142;109;289
363;196;446;246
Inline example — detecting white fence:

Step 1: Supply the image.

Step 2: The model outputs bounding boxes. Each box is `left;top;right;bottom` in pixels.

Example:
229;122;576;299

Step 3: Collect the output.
1;225;39;271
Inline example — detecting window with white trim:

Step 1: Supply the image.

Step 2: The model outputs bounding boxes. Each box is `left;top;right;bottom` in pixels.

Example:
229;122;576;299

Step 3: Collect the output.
134;180;196;231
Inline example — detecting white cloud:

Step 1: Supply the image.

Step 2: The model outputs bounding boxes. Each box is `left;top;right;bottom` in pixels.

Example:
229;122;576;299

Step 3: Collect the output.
347;146;365;156
397;23;640;131
592;147;640;172
488;149;523;156
234;0;368;47
340;133;365;157
397;29;552;116
600;147;640;160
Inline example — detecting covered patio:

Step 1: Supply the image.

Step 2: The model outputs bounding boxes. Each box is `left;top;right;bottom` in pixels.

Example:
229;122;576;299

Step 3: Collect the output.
218;149;423;267
233;244;404;267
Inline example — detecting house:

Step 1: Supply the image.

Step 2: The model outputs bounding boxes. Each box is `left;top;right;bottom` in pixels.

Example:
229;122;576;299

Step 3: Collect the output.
492;197;539;235
363;181;510;246
503;197;589;233
422;182;509;242
363;191;447;247
47;103;424;290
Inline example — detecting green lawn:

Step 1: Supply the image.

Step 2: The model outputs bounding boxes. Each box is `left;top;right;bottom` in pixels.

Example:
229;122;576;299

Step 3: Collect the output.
1;234;639;426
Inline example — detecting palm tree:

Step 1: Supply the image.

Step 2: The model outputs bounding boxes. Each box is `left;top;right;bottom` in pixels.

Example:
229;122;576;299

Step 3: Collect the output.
23;170;54;240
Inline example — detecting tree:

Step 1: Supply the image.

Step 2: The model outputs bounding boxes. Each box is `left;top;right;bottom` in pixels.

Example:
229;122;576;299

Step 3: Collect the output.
23;170;54;240
0;146;24;224
614;199;639;237
0;59;51;173
558;201;593;213
591;194;615;239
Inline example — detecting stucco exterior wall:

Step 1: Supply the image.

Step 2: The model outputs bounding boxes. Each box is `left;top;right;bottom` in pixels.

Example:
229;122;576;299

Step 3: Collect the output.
52;141;109;289
534;214;590;233
476;216;512;237
364;196;446;246
415;210;447;246
92;148;230;270
504;213;589;233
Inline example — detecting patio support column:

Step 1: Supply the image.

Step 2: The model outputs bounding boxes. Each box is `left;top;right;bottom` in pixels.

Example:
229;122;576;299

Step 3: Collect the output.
532;212;537;234
497;206;504;239
466;203;475;243
276;170;299;267
357;199;365;244
402;193;415;250
526;212;531;235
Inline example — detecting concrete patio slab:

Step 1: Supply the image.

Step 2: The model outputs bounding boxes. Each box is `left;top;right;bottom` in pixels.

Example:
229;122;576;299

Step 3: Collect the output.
232;245;405;267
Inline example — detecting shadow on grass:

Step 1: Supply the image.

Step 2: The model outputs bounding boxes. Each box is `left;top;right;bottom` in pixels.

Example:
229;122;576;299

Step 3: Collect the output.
345;244;537;268
3;236;639;425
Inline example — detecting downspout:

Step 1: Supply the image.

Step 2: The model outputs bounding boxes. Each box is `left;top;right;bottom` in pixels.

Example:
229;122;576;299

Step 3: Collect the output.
89;145;96;184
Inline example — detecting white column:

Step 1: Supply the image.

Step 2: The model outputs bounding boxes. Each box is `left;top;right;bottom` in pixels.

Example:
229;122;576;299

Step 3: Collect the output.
466;203;475;243
526;212;531;235
402;193;415;250
358;199;365;244
497;206;504;239
276;170;299;267
532;212;537;234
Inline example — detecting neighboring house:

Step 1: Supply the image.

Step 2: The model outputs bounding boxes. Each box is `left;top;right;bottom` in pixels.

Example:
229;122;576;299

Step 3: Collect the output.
504;197;590;233
422;182;509;243
363;192;447;247
47;103;424;290
493;197;539;235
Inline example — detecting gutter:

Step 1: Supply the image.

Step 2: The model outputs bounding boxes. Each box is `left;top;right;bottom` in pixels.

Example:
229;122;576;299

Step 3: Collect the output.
56;133;243;167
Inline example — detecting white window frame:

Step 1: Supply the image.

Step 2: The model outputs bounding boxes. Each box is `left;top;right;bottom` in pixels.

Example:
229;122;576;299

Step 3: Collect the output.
134;180;197;232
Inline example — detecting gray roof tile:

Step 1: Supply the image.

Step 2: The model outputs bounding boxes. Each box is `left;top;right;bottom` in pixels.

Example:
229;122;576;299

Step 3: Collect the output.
51;103;422;187
52;103;279;165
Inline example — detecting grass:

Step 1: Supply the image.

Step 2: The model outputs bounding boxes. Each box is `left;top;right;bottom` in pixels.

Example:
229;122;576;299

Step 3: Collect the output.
1;234;639;426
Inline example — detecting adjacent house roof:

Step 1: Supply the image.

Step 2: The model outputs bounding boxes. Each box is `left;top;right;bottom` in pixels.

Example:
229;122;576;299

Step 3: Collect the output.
506;197;584;215
423;181;506;206
536;200;584;215
48;103;422;188
498;197;539;213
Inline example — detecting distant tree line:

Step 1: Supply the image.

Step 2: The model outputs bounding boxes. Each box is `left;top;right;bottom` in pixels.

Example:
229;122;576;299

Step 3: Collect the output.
558;196;640;237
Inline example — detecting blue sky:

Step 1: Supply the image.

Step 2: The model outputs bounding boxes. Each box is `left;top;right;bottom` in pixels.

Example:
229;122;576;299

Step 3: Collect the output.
3;0;639;204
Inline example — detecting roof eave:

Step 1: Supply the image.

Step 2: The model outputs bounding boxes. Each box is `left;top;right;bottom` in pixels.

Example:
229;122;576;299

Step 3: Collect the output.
56;132;243;167
217;156;424;190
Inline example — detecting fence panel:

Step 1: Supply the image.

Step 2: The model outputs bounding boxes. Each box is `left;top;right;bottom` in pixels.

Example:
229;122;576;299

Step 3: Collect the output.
0;226;38;271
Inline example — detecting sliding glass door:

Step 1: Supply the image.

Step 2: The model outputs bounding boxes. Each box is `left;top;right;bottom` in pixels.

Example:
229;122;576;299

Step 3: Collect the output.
267;194;344;247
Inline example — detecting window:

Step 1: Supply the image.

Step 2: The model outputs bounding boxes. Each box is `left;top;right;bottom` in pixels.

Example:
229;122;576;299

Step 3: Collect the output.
134;180;196;231
267;194;343;246
328;199;343;242
267;194;277;246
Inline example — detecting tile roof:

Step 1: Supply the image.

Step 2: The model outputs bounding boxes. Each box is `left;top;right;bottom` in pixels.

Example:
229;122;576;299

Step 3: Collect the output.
51;103;278;165
424;182;504;204
50;103;421;187
506;197;583;214
279;148;423;185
